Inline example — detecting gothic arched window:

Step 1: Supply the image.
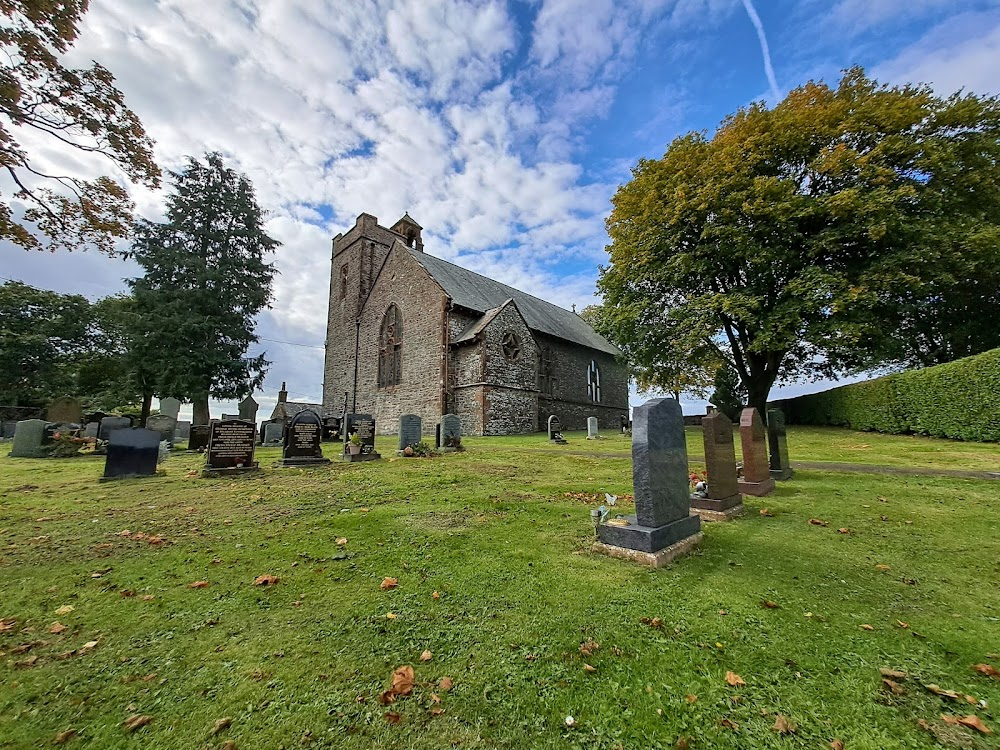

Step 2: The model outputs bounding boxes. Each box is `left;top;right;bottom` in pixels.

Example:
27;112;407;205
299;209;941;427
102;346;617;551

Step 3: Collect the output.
587;360;601;403
378;304;403;388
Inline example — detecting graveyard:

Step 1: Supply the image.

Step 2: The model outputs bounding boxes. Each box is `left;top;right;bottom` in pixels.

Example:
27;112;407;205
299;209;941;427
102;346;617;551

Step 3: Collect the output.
1;424;998;749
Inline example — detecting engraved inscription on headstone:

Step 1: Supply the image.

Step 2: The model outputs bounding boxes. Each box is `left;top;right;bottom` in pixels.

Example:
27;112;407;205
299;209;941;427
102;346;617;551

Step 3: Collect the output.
278;410;329;466
204;420;259;475
344;413;381;462
398;414;422;452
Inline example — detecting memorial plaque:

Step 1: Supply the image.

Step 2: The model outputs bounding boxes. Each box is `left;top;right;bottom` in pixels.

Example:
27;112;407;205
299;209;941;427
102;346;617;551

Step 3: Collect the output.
344;413;380;462
102;428;161;480
204;420;259;475
278;410;329;466
398;414;422;452
188;425;210;452
547;414;567;444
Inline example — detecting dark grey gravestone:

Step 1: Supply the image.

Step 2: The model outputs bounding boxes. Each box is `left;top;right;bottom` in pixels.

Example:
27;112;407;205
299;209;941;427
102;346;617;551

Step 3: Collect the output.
547;414;567;444
145;414;176;447
158;397;181;420
221;413;239;421
322;416;341;442
439;413;461;451
278;410;329;467
9;419;48;457
690;411;742;516
102;428;161;480
767;407;793;480
343;413;380;462
263;421;284;445
203;419;259;476
587;416;599;439
3;420;20;439
398;414;422;452
597;398;700;553
47;396;82;425
174;420;191;441
187;425;211;452
239;395;258;422
98;416;131;441
83;422;99;439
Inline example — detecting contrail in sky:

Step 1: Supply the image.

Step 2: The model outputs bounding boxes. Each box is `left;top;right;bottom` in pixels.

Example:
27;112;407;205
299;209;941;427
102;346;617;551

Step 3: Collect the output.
740;0;782;103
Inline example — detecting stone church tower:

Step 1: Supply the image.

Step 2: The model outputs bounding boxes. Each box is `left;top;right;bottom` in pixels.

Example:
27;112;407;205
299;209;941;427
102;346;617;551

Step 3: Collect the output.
323;213;628;435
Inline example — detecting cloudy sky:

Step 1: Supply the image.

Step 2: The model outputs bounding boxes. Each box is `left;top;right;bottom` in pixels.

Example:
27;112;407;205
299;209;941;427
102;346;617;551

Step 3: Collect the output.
4;0;1000;419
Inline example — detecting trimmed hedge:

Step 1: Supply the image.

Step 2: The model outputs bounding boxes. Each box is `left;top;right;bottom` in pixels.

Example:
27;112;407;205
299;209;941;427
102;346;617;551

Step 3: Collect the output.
779;348;1000;442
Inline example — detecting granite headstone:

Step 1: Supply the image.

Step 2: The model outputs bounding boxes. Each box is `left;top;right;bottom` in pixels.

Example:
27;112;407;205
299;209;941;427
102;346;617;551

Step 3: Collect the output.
547;414;567;444
344;413;380;462
690;411;743;519
738;408;775;496
263;421;284;445
83;422;100;439
98;416;131;441
158;397;181;420
204;419;259;475
1;420;17;439
145;414;176;447
437;413;461;451
278;410;329;466
586;416;599;440
102;428;161;480
9;419;48;457
174;420;191;441
238;395;258;422
398;414;422;452
767;407;793;480
187;425;211;452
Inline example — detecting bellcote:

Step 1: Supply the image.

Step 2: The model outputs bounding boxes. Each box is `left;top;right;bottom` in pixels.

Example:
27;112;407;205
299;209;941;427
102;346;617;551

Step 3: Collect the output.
390;212;423;252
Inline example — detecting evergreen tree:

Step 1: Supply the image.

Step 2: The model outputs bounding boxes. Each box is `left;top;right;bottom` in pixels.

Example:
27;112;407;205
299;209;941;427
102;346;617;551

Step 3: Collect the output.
128;153;279;424
709;364;746;421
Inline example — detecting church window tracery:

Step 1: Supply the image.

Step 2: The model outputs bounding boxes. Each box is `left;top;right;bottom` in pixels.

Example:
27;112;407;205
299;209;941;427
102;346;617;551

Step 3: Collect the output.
587;360;601;403
378;304;402;388
501;331;521;361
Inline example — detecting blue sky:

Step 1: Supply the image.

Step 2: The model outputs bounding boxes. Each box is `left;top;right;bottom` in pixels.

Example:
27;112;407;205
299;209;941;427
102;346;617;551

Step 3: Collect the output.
4;0;999;419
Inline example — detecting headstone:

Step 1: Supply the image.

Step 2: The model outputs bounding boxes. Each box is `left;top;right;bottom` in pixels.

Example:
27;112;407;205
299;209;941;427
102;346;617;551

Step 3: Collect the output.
101;428;161;480
620;413;629;433
596;399;701;565
187;425;211;452
322;416;341;442
278;410;330;467
1;420;17;439
263;421;284;445
203;419;259;476
343;413;380;462
397;414;422;453
222;413;239;421
84;411;107;426
547;414;567;444
174;420;191;441
767;407;793;480
145;414;176;447
158;397;181;420
238;395;258;422
587;416;599;440
98;416;131;441
437;413;461;451
83;422;99;439
690;411;743;520
738;408;775;496
46;396;82;425
9;419;48;457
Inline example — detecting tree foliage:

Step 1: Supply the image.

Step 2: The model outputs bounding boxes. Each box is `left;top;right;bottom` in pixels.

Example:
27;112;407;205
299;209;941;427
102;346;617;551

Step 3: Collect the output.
128;153;279;424
598;67;1000;415
709;364;746;421
0;0;160;253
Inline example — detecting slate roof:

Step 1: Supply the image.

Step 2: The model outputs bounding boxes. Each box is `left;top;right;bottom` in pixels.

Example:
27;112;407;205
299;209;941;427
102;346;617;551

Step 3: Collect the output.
453;300;512;344
404;246;620;356
271;401;325;420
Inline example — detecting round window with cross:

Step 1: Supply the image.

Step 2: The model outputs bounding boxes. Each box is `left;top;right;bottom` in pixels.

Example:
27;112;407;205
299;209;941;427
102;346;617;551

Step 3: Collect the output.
501;331;521;361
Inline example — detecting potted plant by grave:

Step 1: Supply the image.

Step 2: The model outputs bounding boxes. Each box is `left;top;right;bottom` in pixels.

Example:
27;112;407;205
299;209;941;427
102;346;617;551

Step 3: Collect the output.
348;432;363;455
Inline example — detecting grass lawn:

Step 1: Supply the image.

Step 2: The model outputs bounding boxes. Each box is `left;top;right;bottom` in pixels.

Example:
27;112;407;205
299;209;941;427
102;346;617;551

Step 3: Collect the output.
1;428;999;749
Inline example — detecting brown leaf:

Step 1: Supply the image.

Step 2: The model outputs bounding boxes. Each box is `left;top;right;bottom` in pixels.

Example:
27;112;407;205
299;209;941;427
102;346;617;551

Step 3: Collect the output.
0;617;16;631
759;508;773;517
54;606;74;616
140;595;155;601
15;655;38;668
882;679;905;695
49;622;68;634
53;728;77;744
579;639;599;656
431;591;440;600
419;650;432;662
860;624;875;631
429;707;444;716
384;712;402;724
685;694;698;704
380;577;398;591
122;715;153;733
378;690;396;705
973;663;999;678
918;719;932;731
965;695;979;705
120;590;135;598
439;676;453;692
809;518;829;527
719;718;739;731
837;528;850;534
725;671;745;687
430;693;441;704
188;581;209;589
875;564;891;571
80;640;98;652
583;663;597;673
253;574;278;586
880;668;907;679
391;665;414;696
335;537;348;546
830;740;844;750
221;742;236;750
211;717;232;735
677;738;691;750
926;684;960;700
956;715;991;734
761;600;779;609
895;620;909;629
772;714;797;734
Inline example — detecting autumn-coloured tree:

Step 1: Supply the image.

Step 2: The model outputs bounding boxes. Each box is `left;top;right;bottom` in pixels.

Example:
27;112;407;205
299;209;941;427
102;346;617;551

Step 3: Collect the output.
0;0;160;253
599;67;1000;416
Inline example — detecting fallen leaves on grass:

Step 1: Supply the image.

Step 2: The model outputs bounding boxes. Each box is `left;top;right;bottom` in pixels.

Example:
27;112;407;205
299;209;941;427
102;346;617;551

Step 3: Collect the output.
772;714;797;734
640;616;663;628
439;677;453;692
875;564;891;571
895;620;909;629
48;622;67;634
761;600;779;609
15;655;38;668
759;508;774;517
830;740;844;749
583;663;597;673
860;624;875;631
253;574;279;586
837;528;851;534
54;605;74;616
809;519;829;527
725;672;745;687
431;591;440;600
122;715;152;733
210;717;232;735
0;617;16;632
882;679;905;695
380;577;398;591
188;581;209;589
335;537;348;546
419;650;432;662
383;712;402;724
53;729;77;744
685;694;698;704
942;714;992;734
973;663;999;678
926;684;960;700
580;639;599;657
719;718;739;731
880;668;908;679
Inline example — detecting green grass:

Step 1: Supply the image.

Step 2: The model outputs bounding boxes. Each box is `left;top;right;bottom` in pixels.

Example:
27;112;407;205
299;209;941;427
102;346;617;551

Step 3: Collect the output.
1;429;999;749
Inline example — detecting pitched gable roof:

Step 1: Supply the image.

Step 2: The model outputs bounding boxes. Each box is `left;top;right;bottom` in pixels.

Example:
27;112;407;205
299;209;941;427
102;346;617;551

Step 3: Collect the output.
404;246;620;356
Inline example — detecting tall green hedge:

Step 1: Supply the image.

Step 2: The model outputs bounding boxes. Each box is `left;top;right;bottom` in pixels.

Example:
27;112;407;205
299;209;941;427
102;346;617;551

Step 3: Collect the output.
779;348;1000;442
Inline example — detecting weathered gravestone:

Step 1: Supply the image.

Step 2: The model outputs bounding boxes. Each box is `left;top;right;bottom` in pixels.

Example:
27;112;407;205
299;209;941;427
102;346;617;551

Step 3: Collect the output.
174;420;191;441
690;411;743;521
239;395;258;422
102;428;161;480
343;413;380;462
83;422;99;439
47;396;82;425
587;416;599;440
203;419;259;476
278;410;330;467
99;416;131;441
158;397;181;420
145;414;176;448
436;413;462;451
397;414;422;454
595;398;702;567
547;415;567;444
738;408;775;496
263;421;284;445
767;407;793;480
9;419;48;457
187;425;211;452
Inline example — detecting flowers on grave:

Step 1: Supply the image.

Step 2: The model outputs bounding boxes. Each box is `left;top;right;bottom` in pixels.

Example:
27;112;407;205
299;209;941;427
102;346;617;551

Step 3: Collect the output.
48;432;97;458
689;470;709;498
349;432;363;446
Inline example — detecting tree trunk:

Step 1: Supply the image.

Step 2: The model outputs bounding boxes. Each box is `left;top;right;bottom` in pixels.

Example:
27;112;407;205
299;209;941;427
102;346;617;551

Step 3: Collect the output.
192;394;211;426
139;392;153;425
745;378;770;422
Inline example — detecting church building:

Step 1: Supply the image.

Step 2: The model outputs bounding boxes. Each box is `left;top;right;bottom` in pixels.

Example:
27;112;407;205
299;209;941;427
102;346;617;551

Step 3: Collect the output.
322;212;629;435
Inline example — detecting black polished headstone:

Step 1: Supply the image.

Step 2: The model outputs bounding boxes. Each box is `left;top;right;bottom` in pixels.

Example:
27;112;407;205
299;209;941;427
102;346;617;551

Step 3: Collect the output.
547;414;567;444
204;420;259;475
322;416;341;442
278;410;329;466
767;407;793;480
344;413;381;462
102;428;161;480
188;425;211;452
398;414;422;452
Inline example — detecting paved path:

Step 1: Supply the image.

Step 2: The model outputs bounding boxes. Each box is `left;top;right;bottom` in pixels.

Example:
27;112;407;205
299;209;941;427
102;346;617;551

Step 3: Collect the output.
516;448;1000;481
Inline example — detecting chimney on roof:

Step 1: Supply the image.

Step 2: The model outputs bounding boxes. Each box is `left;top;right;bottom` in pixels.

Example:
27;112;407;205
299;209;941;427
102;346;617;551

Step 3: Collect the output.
278;381;288;404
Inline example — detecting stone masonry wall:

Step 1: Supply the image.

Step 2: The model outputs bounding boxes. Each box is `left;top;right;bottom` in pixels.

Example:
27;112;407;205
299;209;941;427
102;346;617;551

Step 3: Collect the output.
536;334;628;432
481;303;539;434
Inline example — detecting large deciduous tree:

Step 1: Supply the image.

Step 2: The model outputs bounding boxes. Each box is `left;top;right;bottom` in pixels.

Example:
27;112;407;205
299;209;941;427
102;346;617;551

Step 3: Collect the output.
0;0;160;253
128;153;279;425
599;67;1000;416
